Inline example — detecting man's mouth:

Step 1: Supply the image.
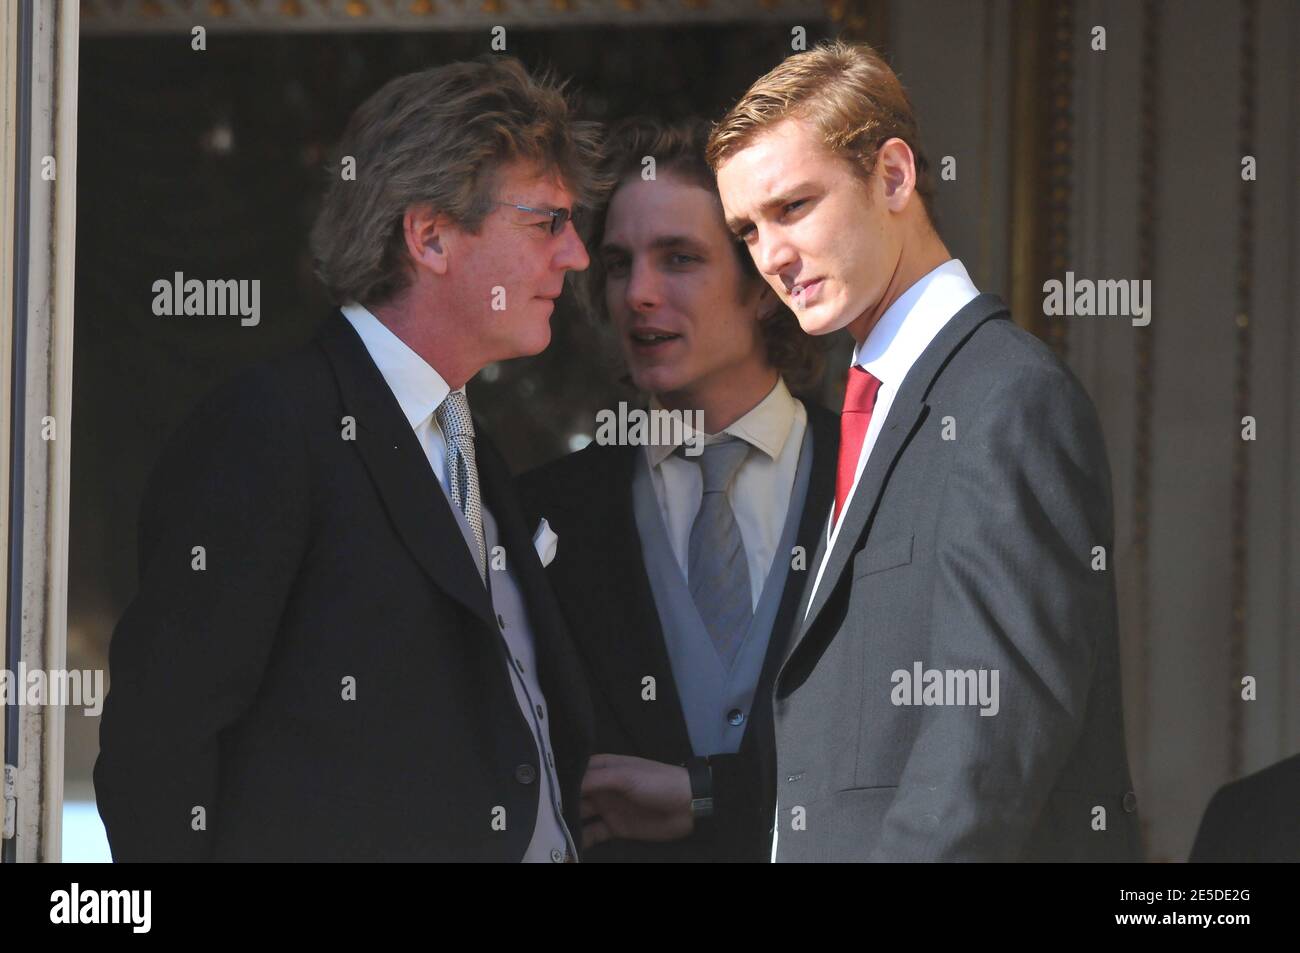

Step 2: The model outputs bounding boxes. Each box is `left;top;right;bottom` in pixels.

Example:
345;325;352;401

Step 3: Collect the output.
629;328;682;349
790;277;824;304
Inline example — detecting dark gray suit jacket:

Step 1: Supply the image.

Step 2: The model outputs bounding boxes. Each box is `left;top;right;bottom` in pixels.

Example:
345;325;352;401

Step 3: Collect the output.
772;294;1142;862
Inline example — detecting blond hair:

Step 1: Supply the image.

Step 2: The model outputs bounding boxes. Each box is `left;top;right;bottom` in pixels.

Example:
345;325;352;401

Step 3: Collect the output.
706;40;937;228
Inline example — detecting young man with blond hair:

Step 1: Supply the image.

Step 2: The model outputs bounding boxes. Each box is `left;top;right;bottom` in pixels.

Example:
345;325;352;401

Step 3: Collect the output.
709;40;1141;862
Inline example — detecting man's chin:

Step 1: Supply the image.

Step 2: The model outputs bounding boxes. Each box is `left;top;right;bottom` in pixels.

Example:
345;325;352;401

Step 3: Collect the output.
505;324;553;360
794;307;849;337
627;365;683;397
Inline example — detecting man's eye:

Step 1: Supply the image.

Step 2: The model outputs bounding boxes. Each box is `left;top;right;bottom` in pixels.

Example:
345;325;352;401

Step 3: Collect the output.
534;221;553;232
669;254;699;266
783;200;806;216
603;258;629;274
736;226;755;242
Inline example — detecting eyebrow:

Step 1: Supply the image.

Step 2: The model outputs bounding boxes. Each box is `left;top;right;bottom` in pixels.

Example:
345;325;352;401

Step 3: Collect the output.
724;182;816;234
508;201;568;214
599;235;707;255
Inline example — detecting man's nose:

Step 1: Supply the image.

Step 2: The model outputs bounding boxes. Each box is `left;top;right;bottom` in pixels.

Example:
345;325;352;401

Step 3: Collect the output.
754;229;795;278
556;220;590;271
625;258;662;312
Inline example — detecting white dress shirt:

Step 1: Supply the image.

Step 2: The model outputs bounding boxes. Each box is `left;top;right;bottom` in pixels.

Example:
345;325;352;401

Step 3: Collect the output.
771;258;979;862
644;376;807;611
341;302;459;491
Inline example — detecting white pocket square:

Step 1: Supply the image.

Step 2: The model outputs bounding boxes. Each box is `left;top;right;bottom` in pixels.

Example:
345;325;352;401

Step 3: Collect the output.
532;518;558;567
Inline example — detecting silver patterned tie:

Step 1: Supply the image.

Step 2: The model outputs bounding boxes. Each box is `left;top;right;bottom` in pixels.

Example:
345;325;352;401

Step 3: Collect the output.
685;437;754;668
434;390;486;581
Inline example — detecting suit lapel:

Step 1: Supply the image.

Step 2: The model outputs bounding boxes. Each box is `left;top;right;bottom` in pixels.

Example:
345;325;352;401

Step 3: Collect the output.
549;446;693;759
795;403;928;640
751;401;839;716
744;399;838;773
475;435;595;762
316;311;497;633
785;295;1010;664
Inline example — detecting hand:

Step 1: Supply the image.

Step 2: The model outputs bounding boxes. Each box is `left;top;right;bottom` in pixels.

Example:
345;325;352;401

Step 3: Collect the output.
579;753;694;850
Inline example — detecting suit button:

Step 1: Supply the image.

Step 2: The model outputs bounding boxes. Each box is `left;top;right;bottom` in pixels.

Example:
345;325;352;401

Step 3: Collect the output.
1122;790;1138;813
514;657;525;673
550;848;565;863
497;613;506;630
535;704;544;719
727;708;745;727
515;764;537;785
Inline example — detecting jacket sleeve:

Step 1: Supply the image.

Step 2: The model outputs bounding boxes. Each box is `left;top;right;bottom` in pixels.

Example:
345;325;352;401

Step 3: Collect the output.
870;362;1116;861
704;749;769;854
93;368;311;861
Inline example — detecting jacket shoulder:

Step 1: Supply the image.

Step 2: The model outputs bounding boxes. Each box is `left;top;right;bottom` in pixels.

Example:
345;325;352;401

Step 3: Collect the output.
187;329;334;424
961;315;1082;386
934;314;1097;419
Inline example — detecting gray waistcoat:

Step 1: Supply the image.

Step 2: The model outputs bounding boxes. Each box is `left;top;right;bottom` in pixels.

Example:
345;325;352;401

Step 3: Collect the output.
632;430;814;756
445;486;575;863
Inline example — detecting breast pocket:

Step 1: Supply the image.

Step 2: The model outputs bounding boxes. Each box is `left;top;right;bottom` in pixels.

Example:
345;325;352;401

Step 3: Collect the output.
851;532;914;579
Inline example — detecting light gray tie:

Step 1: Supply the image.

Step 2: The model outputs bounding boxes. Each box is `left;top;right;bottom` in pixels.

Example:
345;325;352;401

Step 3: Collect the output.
686;437;753;668
435;390;486;582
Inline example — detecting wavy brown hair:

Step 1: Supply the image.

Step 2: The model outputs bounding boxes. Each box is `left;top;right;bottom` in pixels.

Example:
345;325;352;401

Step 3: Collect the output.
311;56;610;307
579;115;825;396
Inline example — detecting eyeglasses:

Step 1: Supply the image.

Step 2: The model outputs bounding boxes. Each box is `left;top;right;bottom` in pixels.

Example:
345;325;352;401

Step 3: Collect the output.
497;202;572;236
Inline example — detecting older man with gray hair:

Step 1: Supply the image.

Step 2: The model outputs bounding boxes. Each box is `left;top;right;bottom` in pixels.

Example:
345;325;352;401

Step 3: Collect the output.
95;56;605;862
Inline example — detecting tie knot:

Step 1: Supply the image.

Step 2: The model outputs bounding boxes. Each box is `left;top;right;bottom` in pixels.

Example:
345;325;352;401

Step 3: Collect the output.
843;366;883;415
435;390;475;441
692;437;750;493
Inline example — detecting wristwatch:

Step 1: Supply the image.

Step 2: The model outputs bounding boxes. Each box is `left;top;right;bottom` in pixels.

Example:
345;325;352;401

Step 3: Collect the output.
686;756;714;822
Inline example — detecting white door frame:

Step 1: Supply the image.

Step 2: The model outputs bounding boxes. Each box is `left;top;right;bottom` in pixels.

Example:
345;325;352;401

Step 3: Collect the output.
1;0;79;864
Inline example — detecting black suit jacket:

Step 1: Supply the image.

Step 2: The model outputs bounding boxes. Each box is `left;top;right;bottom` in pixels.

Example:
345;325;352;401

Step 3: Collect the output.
773;294;1141;862
94;311;594;861
519;398;838;862
1190;754;1300;862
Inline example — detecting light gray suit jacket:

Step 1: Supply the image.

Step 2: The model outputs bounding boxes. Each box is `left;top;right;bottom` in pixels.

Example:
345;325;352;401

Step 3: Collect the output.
771;294;1142;862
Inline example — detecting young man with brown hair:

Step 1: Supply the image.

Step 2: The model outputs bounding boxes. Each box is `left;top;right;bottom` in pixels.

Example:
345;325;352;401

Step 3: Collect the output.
521;116;838;862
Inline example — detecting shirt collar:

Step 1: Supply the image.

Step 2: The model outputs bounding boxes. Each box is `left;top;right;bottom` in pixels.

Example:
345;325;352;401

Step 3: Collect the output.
644;375;798;468
850;258;980;388
340;302;454;429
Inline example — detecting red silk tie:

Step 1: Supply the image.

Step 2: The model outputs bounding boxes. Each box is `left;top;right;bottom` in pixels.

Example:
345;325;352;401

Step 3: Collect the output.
834;366;883;525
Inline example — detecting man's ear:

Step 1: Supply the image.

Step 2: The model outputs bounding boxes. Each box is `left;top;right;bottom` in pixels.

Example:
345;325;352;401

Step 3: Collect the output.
402;204;451;277
876;137;917;212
